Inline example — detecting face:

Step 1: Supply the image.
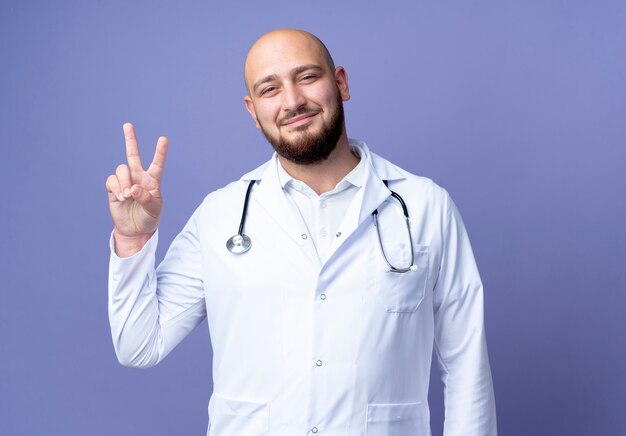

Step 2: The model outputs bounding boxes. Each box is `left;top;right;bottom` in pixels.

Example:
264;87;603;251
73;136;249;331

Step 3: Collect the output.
244;31;350;164
259;86;345;165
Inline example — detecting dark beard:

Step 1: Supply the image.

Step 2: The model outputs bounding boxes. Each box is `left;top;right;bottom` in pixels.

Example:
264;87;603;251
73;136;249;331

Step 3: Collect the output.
260;92;345;165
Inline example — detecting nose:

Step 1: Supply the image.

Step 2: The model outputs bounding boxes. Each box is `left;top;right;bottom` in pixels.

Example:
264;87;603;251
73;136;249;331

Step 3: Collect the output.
282;83;307;112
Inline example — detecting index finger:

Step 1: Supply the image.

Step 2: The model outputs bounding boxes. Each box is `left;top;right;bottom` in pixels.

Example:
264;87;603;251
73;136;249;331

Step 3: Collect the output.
123;123;144;172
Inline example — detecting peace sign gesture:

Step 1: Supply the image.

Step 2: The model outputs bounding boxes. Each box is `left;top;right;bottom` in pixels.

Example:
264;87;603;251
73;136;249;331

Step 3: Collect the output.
106;123;168;256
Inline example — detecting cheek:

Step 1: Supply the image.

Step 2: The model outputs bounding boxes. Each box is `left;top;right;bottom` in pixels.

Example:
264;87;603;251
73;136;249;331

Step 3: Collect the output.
314;89;340;112
255;103;279;124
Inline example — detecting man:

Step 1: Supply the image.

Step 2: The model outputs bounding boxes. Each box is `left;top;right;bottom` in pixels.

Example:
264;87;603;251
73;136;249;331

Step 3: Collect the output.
106;29;497;435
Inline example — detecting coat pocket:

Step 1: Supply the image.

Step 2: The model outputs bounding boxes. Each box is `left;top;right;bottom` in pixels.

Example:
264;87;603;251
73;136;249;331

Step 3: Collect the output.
365;402;428;436
375;245;429;313
208;395;269;436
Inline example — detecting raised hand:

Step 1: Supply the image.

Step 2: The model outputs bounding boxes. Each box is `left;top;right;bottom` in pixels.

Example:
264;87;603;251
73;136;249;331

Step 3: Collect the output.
106;123;168;256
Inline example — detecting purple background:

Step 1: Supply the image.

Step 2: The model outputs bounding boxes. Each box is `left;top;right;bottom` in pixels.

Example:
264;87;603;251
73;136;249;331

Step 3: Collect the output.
2;1;625;434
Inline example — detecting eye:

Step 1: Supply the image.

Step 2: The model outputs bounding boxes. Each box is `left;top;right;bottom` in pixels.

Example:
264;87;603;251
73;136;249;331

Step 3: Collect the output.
260;86;277;96
300;74;317;82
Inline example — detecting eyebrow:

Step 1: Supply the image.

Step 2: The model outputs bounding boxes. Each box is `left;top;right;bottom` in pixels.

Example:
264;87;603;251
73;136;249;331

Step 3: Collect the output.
252;64;324;94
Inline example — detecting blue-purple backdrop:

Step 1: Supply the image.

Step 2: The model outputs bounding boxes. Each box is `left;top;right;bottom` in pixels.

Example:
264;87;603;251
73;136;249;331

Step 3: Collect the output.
1;1;625;435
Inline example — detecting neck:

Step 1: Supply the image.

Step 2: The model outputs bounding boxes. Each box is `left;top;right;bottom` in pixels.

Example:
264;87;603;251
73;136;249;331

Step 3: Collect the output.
278;131;359;195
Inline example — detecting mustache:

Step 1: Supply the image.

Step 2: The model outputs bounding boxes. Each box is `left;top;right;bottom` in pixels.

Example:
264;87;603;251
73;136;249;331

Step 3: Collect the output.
279;107;320;125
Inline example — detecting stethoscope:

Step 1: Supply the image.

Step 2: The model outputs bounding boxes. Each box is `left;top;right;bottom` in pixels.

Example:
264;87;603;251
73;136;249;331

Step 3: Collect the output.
226;180;417;273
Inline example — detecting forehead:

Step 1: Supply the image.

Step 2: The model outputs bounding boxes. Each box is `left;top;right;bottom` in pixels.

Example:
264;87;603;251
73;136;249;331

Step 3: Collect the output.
244;33;329;87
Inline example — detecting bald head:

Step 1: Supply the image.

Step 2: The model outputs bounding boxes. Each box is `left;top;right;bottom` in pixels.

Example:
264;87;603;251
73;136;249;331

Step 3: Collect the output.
244;29;335;94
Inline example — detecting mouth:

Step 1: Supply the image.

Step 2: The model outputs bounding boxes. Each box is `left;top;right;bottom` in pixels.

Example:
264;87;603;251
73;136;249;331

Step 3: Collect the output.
281;112;319;128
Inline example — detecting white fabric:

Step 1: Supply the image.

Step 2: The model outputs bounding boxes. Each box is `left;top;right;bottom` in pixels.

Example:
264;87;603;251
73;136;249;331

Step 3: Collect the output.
277;148;365;263
108;139;497;436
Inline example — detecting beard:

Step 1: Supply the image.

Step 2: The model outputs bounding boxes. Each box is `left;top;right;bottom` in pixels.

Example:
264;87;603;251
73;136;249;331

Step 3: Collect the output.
259;92;345;165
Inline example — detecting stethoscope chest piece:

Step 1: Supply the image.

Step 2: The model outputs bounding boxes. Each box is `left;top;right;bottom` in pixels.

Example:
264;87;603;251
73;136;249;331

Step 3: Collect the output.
226;234;251;254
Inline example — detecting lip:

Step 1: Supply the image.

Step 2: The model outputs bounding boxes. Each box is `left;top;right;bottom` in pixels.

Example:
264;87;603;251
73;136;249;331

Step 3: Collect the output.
281;112;318;127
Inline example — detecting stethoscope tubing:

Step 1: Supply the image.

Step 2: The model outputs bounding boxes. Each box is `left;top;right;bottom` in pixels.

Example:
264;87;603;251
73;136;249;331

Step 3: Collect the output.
225;180;256;254
227;179;416;273
238;180;256;236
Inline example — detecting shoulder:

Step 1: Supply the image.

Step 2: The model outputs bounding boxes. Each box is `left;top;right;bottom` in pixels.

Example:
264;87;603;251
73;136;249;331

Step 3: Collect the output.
370;150;450;205
194;158;272;214
369;151;464;239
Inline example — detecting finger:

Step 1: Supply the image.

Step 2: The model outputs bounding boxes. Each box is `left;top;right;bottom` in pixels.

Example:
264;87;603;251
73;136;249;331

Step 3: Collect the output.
106;174;123;202
147;136;168;181
130;184;153;206
115;164;133;199
123;123;144;173
130;184;161;218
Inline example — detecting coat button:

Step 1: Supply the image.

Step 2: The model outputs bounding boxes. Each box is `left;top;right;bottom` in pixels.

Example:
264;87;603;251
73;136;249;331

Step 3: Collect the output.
311;427;319;433
301;234;308;239
316;360;323;367
320;293;326;300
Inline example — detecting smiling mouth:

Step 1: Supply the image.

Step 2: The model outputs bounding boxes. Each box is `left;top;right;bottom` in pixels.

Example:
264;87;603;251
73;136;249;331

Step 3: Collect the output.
281;112;319;127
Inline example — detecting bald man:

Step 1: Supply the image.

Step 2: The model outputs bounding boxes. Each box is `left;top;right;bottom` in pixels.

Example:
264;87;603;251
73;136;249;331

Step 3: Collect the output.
107;29;497;436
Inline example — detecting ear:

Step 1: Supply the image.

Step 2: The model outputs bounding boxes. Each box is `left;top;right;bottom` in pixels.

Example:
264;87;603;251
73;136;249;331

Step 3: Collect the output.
244;95;261;129
334;66;350;101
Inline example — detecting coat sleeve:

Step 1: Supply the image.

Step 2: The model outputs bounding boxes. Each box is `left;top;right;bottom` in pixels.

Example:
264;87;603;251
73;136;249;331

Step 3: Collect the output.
108;208;207;368
432;191;497;435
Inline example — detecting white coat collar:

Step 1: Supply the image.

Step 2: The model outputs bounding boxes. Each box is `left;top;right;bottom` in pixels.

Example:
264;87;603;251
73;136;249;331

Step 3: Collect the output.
239;139;406;185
